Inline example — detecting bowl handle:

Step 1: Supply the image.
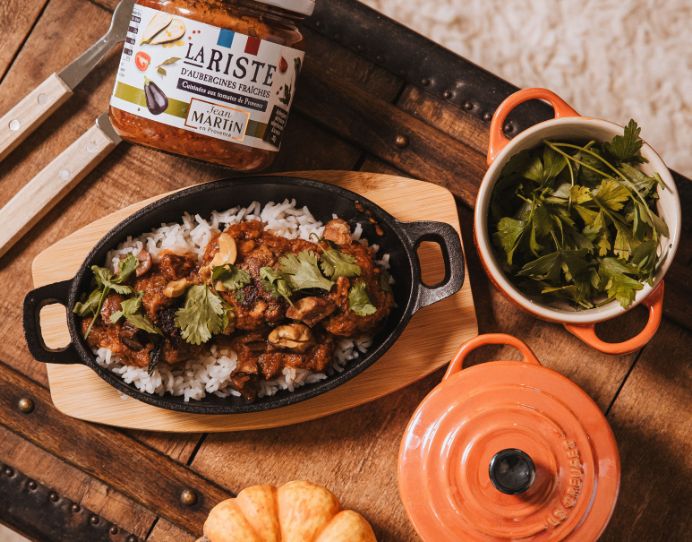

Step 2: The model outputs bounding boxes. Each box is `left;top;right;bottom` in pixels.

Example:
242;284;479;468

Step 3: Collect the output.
400;220;465;312
445;333;540;380
23;280;79;364
564;282;664;355
487;88;580;165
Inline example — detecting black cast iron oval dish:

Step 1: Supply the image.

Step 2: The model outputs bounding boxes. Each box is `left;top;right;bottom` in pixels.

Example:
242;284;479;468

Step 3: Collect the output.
23;176;465;414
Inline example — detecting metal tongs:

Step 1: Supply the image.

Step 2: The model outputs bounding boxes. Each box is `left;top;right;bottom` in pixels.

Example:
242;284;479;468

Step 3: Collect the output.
0;0;134;257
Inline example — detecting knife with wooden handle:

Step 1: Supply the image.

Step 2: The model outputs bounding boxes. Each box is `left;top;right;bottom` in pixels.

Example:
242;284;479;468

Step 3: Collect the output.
0;0;134;161
0;114;121;258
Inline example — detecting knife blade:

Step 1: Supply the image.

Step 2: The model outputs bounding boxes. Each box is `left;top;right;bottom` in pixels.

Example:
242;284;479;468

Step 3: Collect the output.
0;113;122;259
0;0;134;161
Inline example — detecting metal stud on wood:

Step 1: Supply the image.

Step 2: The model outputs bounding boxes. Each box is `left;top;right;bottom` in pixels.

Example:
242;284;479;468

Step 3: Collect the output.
17;397;34;413
180;488;198;506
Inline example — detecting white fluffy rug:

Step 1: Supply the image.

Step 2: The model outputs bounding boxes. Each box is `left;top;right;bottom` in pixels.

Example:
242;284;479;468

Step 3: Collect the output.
363;0;692;177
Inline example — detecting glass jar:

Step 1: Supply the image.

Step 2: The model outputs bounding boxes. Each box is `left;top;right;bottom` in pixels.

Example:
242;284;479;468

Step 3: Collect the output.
109;0;313;171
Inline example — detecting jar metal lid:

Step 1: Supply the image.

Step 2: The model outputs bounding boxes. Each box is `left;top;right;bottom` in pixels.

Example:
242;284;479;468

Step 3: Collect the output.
398;334;620;541
254;0;315;16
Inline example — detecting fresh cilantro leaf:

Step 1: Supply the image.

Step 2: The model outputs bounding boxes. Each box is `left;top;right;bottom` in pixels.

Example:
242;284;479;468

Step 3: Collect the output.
523;147;566;183
529;204;552;256
575;147;606;183
348;280;377;316
593;179;630;211
109;293;161;334
542;146;567;181
319;248;361;279
76;254;138;337
574;203;598;226
523;152;545;183
605;119;645;163
598;257;638;277
518;250;591;283
73;288;102;317
633;199;669;238
543;182;571;204
619;163;658;196
493;217;527;265
516;251;559;283
541;284;594;309
109;293;142;323
124;313;161;335
212;264;251;291
613;221;636;260
116;254;138;283
91;266;133;295
175;285;225;345
630;240;659;279
501;149;534;177
259;267;293;305
605;273;643;308
570;185;592;204
279;251;334;291
560;249;592;282
121;293;143;315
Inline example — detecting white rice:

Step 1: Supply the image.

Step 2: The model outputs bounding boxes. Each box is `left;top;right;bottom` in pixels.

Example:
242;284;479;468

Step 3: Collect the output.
94;199;382;401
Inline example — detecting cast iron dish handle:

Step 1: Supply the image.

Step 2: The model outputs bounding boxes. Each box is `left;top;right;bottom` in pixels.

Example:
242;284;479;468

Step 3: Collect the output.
23;280;79;364
400;220;464;312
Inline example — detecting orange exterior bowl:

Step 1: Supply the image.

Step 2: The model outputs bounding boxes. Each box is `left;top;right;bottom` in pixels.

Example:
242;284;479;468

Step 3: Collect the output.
474;88;681;355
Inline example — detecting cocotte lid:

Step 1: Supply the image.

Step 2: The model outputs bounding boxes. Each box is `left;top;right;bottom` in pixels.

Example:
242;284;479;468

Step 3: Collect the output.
398;334;620;541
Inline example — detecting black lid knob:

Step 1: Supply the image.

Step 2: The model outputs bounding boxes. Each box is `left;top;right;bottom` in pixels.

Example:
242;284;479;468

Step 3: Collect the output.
489;448;536;495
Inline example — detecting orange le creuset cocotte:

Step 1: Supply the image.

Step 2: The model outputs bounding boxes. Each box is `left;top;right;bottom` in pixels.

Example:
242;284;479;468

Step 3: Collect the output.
474;88;682;355
398;334;620;542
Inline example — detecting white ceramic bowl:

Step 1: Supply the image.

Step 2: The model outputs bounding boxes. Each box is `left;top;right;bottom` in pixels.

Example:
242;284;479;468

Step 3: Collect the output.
474;88;681;354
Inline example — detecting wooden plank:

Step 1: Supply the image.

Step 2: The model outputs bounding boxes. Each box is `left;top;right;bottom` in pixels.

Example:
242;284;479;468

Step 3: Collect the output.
397;85;489;155
0;427;155;539
295;65;487;204
0;361;233;534
0;0;48;81
602;320;692;541
146;519;196;542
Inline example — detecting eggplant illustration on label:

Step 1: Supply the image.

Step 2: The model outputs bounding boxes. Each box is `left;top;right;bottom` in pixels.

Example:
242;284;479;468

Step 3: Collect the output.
144;78;168;115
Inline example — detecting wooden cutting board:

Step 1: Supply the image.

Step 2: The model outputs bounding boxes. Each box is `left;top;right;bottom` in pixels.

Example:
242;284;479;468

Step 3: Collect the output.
32;171;477;432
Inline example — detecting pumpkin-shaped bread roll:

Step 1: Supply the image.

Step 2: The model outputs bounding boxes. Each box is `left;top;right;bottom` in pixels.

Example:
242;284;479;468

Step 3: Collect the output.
200;481;376;542
314;510;376;542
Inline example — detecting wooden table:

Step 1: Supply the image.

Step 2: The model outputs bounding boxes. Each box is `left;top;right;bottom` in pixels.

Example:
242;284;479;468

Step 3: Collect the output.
0;1;690;540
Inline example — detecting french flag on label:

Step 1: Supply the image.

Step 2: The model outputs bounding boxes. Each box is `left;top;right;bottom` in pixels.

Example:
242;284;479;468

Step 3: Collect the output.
217;29;262;55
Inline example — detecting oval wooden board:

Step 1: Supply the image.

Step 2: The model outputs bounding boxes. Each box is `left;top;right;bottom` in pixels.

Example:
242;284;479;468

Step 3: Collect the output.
32;171;477;431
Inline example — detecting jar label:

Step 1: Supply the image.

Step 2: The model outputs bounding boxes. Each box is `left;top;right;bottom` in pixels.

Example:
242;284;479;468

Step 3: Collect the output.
110;5;304;151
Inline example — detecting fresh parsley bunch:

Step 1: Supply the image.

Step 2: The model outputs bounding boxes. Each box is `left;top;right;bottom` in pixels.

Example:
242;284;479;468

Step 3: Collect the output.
490;120;668;310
